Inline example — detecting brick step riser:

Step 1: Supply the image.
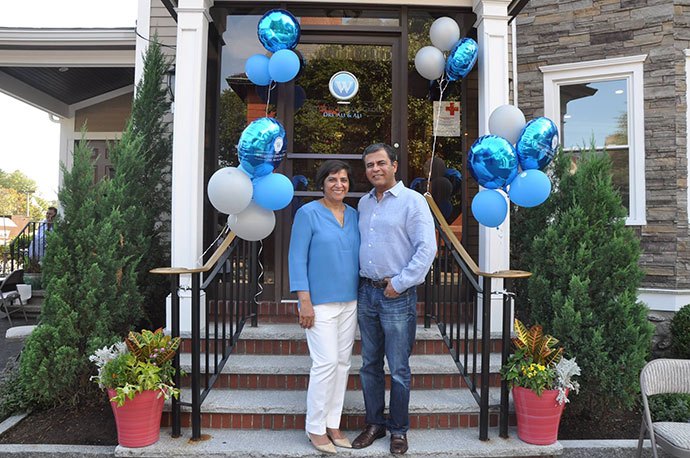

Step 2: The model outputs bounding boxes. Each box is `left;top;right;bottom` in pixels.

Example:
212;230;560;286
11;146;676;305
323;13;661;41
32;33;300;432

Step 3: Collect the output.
179;338;503;355
161;411;513;431
178;373;503;390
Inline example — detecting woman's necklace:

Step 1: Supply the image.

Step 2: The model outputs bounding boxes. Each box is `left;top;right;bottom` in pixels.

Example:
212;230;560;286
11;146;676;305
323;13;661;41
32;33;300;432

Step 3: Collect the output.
320;198;345;227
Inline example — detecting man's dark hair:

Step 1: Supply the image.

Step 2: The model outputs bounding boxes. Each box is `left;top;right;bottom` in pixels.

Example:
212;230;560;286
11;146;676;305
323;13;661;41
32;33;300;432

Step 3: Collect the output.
47;206;57;213
315;160;352;190
362;143;397;163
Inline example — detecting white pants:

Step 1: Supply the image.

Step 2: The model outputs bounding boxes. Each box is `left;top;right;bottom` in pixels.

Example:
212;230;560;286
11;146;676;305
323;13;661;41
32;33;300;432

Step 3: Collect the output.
304;300;357;435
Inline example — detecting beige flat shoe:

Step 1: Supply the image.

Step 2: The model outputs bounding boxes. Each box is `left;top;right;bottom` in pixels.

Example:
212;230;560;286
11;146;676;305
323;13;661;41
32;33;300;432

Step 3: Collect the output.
327;430;352;448
307;432;337;454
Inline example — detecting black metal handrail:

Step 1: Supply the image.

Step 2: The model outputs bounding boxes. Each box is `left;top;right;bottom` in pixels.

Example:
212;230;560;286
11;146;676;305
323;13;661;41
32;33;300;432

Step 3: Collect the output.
151;231;260;440
3;221;44;275
423;194;530;441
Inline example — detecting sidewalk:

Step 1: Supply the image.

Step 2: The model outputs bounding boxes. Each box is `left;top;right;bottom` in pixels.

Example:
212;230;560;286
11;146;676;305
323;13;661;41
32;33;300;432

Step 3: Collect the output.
0;313;37;371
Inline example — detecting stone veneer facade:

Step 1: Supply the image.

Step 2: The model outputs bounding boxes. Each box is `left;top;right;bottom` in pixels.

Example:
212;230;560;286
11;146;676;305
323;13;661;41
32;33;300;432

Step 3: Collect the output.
516;0;690;293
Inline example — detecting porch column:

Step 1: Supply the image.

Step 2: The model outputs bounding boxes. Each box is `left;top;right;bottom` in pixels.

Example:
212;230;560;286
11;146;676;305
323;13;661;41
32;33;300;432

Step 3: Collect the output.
473;0;512;332
171;0;212;269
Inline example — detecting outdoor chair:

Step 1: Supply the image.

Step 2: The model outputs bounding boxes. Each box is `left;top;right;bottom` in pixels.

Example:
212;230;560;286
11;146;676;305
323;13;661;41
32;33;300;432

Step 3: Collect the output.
637;358;690;458
0;268;27;327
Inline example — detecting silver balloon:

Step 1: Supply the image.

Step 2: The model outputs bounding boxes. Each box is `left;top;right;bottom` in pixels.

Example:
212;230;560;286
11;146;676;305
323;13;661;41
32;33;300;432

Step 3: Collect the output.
227;202;276;241
468;135;519;190
414;46;446;81
429;17;460;52
516;117;559;170
257;9;301;52
445;37;478;81
489;105;526;145
207;167;253;215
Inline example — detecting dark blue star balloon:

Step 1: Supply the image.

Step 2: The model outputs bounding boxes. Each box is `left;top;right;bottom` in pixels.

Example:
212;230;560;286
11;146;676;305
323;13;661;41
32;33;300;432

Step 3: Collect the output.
445;37;478;81
515;117;559;170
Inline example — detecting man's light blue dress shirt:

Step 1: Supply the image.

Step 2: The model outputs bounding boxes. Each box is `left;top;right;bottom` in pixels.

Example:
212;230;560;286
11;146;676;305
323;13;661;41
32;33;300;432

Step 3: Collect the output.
358;181;437;294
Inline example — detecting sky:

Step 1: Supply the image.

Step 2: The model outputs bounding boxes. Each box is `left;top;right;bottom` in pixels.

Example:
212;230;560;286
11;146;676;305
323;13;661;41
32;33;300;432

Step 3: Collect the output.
0;0;138;201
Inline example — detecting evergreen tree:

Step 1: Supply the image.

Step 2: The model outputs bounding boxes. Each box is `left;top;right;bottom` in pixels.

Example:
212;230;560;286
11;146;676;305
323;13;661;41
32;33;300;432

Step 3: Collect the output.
105;37;172;328
513;149;653;418
18;138;136;407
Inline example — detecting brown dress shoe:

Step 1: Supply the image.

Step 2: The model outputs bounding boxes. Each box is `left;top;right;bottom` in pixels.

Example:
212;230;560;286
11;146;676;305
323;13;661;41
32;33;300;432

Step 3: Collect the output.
390;433;408;454
351;424;386;449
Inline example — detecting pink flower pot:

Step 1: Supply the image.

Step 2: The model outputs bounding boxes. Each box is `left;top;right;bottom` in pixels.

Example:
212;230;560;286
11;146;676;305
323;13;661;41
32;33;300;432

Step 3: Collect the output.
512;386;566;445
107;389;164;448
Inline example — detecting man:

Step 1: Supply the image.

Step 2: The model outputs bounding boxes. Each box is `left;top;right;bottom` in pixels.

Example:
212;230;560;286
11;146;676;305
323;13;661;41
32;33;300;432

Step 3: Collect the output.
352;143;436;454
29;206;57;260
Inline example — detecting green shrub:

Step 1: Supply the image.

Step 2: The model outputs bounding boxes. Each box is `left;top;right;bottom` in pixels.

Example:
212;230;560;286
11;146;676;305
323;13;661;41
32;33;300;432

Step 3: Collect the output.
671;304;690;358
512;149;653;419
0;360;25;422
649;393;690;422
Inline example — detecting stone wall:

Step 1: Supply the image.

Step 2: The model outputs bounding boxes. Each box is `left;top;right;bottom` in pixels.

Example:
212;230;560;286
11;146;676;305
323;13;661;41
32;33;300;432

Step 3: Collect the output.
515;0;690;289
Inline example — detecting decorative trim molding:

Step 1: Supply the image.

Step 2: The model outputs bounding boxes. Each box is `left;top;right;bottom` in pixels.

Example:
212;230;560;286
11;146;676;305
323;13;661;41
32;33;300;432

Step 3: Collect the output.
639;288;690;312
0;28;136;47
540;54;648;74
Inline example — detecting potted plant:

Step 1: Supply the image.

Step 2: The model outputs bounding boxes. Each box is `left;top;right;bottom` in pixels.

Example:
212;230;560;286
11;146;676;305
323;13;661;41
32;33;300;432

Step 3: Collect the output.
90;328;181;448
500;319;581;445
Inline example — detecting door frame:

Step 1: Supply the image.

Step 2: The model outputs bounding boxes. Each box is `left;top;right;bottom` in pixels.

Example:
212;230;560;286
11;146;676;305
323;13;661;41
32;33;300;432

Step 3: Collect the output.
274;31;405;301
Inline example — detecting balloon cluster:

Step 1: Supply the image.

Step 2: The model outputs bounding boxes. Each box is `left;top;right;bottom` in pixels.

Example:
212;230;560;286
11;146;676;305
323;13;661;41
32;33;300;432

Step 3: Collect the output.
207;116;294;241
245;10;302;86
469;105;558;228
414;17;478;83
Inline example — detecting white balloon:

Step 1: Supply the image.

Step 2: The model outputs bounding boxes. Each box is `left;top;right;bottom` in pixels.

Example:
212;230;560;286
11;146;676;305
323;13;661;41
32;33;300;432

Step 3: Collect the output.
207;167;253;215
414;46;446;81
227;202;275;241
430;17;460;52
489;105;527;145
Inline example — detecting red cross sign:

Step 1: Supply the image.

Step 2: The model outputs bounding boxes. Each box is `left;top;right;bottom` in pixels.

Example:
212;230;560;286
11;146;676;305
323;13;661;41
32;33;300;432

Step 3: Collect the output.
445;102;460;116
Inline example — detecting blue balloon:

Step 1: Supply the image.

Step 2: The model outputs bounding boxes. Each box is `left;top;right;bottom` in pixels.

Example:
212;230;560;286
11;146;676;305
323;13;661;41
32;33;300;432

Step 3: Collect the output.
252;172;294;211
237;117;286;178
468;135;519;190
269;49;301;83
445;168;462;195
472;189;508;228
516;117;559;170
245;54;271;86
508;169;552;208
445;38;478;81
257;9;301;53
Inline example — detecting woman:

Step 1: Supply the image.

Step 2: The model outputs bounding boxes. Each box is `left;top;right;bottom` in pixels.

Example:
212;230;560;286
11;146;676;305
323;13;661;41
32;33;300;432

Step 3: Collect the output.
288;160;360;454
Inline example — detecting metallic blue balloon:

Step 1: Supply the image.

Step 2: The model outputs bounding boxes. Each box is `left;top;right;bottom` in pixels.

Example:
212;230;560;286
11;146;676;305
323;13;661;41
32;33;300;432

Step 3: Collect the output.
516;117;559;170
237;117;287;178
445;37;478;81
468;135;519;190
257;9;301;53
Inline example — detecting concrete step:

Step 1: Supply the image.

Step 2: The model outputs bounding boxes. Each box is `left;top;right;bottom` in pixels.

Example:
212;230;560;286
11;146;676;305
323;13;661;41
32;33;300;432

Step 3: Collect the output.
115;428;562;457
163;388;511;431
178;353;504;389
180;323;505;355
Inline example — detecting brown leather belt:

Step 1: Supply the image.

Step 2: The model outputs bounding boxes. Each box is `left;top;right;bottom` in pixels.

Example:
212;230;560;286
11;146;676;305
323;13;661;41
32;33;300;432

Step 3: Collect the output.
361;277;387;288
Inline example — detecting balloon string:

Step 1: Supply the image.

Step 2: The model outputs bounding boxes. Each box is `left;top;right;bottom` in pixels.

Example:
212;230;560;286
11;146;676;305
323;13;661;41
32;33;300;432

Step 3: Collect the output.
254;240;264;307
197;225;230;267
265;82;276;117
426;75;449;194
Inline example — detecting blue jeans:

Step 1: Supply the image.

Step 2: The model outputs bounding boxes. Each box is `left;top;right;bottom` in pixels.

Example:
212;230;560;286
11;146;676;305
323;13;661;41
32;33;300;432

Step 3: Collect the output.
357;281;417;435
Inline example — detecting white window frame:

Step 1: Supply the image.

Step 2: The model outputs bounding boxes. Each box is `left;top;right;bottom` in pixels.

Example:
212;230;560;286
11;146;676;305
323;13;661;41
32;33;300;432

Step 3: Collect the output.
686;49;690;224
541;55;647;226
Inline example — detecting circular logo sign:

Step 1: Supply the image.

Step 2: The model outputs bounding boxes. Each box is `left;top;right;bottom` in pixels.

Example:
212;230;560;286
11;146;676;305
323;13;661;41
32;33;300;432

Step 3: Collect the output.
329;71;359;101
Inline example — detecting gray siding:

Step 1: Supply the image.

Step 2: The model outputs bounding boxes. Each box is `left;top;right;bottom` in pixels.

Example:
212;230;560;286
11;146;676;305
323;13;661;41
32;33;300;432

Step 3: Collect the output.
516;0;690;289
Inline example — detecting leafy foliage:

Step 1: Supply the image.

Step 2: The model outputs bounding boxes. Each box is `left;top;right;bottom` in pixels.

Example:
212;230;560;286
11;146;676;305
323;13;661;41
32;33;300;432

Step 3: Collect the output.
511;148;654;418
0;169;53;220
90;329;180;407
649;393;690;422
671;304;690;358
512;319;563;366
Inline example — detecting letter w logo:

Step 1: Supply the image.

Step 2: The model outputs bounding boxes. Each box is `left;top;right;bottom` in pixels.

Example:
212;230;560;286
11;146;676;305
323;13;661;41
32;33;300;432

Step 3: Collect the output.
335;80;353;94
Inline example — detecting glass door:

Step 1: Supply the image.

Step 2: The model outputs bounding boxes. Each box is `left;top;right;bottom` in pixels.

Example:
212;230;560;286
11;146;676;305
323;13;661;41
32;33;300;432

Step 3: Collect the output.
276;34;402;299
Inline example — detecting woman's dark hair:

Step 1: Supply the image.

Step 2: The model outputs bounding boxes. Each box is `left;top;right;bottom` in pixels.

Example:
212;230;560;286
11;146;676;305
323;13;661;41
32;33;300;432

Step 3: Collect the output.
362;143;397;163
315;160;352;191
